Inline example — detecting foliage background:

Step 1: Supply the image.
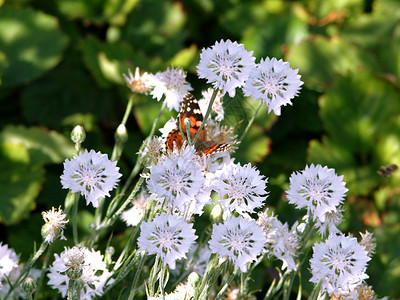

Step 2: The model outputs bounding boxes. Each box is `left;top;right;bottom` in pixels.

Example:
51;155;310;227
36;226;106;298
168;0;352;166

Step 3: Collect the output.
0;0;399;298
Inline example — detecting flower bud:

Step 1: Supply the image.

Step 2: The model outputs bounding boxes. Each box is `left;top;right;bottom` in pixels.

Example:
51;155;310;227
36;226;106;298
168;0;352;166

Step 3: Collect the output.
71;125;86;144
22;277;37;295
210;204;223;223
115;124;128;144
188;272;200;287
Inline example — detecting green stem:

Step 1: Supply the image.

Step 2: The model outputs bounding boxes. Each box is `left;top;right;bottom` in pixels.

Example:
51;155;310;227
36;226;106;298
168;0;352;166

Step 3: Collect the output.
4;242;48;300
127;253;146;300
122;94;135;126
34;242;55;300
238;100;263;143
215;268;240;300
72;195;79;245
192;89;218;144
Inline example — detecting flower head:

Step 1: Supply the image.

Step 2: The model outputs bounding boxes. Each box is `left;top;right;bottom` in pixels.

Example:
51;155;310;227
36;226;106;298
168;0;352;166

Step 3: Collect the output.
123;67;152;94
243;57;303;115
121;192;150;226
213;162;268;214
148;66;193;111
41;206;69;243
0;243;18;281
60;149;122;208
137;213;197;269
209;216;266;272
286;164;348;222
147;146;206;214
309;234;370;296
197;40;256;97
48;247;113;299
270;221;299;271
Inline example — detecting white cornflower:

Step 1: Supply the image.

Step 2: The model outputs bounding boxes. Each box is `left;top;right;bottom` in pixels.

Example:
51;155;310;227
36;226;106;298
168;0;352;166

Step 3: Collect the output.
48;246;113;299
209;216;266;272
243;57;303;116
0;264;40;299
138;136;165;164
60;149;122;208
309;234;370;296
137;213;197;269
123;67;152;94
270;221;299;271
148;66;193;111
197;40;256;97
41;206;69;243
198;88;225;121
359;231;376;257
0;243;18;281
256;209;281;244
213;162;268;214
286;164;348;222
121;192;149;226
315;206;343;237
147;146;204;212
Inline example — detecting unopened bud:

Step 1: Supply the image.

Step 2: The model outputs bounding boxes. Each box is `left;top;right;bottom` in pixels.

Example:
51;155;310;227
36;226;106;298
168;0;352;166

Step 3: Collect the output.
22;277;37;295
71;125;86;144
188;272;200;287
210;204;223;223
115;124;128;144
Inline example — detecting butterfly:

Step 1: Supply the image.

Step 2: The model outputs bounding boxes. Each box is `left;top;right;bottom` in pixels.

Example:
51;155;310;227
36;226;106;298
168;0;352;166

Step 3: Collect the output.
377;164;398;177
166;93;230;155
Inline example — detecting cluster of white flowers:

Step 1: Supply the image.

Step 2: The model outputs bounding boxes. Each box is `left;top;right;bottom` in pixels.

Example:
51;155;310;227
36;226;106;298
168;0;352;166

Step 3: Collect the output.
47;246;113;299
0;243;40;298
49;39;383;299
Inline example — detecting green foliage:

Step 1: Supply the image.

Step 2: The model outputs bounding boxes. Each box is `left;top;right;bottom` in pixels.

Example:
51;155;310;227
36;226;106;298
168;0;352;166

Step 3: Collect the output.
0;0;399;298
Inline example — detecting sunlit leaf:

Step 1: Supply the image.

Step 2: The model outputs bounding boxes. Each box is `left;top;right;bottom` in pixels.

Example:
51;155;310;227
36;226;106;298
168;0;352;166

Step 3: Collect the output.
0;6;68;86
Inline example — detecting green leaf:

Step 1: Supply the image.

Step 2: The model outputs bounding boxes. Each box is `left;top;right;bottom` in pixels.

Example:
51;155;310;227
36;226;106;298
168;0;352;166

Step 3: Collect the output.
79;36;144;88
286;35;371;91
341;13;400;82
21;59;117;128
0;141;43;225
0;125;75;164
0;6;68;87
308;71;400;194
236;125;270;164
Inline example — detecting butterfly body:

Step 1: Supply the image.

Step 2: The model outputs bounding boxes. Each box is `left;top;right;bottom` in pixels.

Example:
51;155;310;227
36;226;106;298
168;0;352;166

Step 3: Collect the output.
166;93;229;155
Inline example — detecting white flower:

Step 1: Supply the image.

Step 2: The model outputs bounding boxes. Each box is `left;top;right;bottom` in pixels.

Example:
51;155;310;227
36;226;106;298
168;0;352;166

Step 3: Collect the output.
137;136;165;165
359;231;376;257
48;247;113;300
147;146;205;213
60;149;122;208
243;57;303;116
137;213;197;269
209;216;266;272
148;66;193;111
270;221;299;271
197;40;256;97
0;264;41;299
315;206;343;237
121;192;149;226
41;206;69;243
309;234;370;296
213;162;268;214
286;164;348;222
198;88;225;121
256;209;282;244
0;243;18;281
123;67;152;94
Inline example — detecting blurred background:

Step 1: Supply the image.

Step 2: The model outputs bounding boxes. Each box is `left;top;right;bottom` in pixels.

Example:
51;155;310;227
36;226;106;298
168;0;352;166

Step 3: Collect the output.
0;0;399;298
